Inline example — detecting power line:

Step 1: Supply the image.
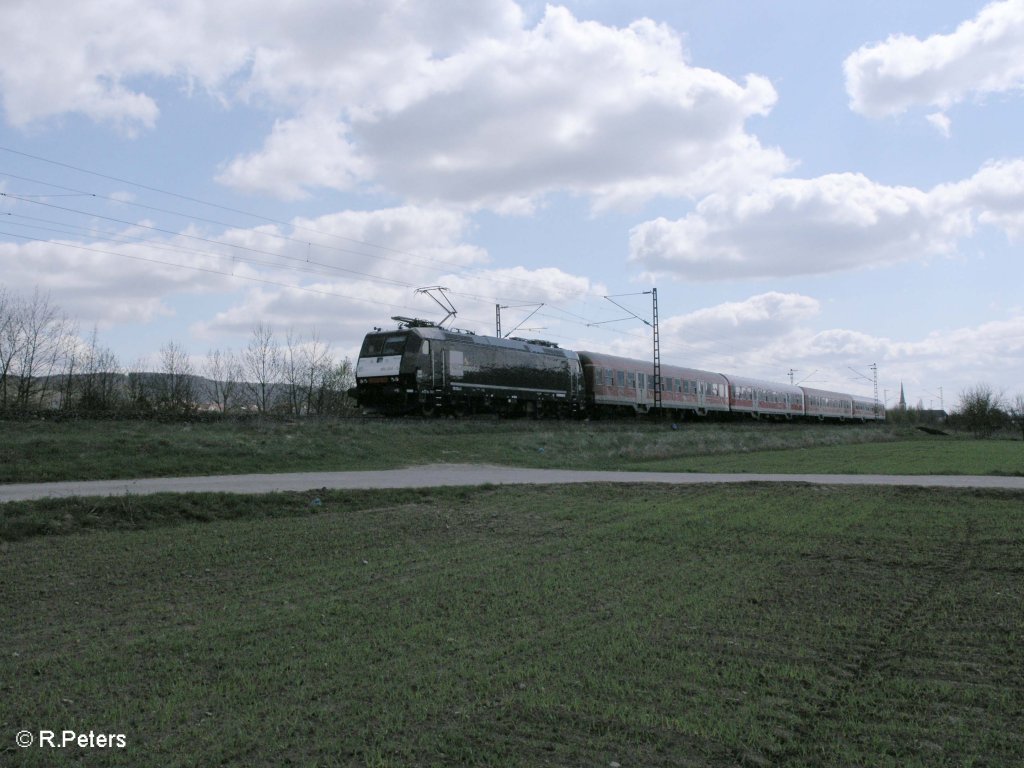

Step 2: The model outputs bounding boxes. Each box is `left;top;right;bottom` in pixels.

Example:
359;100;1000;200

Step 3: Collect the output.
0;229;422;314
1;165;603;310
2;196;419;290
0;151;596;299
0;169;477;279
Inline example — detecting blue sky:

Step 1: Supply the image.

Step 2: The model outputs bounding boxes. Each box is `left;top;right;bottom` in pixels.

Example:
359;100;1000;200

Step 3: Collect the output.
2;0;1023;411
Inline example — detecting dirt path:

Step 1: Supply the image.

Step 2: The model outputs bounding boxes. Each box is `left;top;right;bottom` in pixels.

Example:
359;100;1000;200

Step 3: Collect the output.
3;464;1024;503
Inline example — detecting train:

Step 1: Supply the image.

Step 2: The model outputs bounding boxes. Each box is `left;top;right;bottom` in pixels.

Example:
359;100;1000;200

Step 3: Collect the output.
349;317;884;422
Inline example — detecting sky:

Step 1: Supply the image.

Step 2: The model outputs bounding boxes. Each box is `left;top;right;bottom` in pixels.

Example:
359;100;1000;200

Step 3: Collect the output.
2;0;1024;412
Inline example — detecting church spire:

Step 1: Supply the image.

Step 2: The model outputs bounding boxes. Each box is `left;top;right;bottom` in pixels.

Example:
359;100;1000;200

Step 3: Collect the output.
898;382;906;411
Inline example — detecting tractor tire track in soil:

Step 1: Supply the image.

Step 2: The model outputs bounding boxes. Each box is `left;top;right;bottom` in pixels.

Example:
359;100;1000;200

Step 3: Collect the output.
760;513;1006;766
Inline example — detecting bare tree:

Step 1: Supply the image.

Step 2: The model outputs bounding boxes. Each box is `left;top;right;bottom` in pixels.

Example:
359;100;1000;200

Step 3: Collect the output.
282;328;305;416
243;322;282;414
0;286;23;409
278;329;336;416
302;333;334;416
2;289;75;410
62;326;123;412
1008;394;1024;442
156;341;196;414
126;358;154;413
205;347;242;413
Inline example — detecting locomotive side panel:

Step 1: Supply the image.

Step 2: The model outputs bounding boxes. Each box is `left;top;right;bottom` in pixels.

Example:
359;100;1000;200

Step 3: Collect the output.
442;335;583;415
353;324;583;415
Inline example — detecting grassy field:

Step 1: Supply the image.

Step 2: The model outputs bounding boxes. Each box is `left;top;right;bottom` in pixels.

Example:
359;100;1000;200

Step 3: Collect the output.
634;438;1024;476
3;419;1022;765
2;417;1022;482
2;483;1022;766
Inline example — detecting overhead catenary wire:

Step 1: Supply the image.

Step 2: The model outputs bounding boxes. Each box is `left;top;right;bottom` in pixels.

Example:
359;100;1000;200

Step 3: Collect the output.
0;172;612;320
0;169;481;279
1;145;849;385
0;155;598;300
1;196;420;290
0;228;425;314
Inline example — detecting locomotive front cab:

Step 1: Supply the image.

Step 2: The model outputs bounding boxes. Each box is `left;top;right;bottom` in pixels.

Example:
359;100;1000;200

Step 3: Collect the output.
354;329;422;413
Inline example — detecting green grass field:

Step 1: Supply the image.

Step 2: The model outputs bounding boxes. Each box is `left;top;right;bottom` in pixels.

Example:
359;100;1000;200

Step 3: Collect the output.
3;419;1023;765
2;417;1022;482
3;484;1022;766
630;438;1024;476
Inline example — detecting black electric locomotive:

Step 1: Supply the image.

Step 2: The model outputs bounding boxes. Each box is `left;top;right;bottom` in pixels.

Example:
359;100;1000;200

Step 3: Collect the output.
352;317;584;416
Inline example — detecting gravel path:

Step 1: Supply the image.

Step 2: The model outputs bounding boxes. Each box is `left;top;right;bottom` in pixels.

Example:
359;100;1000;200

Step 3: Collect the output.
3;464;1024;502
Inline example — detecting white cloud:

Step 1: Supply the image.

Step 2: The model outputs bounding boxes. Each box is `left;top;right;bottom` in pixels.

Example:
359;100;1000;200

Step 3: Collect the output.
939;158;1024;239
629;173;966;280
439;265;606;307
844;0;1024;119
629;159;1024;281
215;113;371;200
0;0;249;132
0;1;788;211
0;231;249;326
289;205;488;284
662;292;819;351
1;0;521;130
926;111;951;137
346;6;787;210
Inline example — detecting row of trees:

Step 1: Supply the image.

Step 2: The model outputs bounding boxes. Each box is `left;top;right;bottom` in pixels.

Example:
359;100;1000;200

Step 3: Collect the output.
1;286;356;417
954;383;1024;439
147;325;357;416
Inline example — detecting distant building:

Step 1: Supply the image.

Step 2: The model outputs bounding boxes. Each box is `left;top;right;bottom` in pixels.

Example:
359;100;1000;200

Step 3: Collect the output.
898;382;907;411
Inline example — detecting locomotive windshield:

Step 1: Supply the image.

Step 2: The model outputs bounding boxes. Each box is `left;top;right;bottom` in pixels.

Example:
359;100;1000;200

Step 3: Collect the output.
360;333;409;358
